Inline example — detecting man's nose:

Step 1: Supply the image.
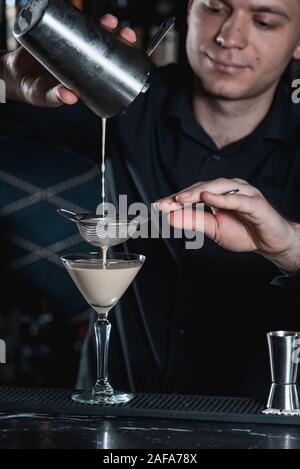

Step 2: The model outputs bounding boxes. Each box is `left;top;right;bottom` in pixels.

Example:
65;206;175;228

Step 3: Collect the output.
218;13;248;49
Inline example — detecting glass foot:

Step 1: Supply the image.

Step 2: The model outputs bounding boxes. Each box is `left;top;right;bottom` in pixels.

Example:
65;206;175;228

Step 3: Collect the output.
71;390;134;405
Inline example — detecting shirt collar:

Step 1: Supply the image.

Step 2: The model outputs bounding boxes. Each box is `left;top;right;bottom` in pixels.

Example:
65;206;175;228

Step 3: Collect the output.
165;65;292;148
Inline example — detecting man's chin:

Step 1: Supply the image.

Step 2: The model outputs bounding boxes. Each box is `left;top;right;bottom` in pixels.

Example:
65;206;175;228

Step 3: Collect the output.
199;78;254;101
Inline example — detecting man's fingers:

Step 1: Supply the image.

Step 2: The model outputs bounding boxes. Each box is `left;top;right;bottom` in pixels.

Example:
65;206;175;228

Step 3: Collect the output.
99;14;136;43
54;84;78;105
155;179;237;208
99;14;118;30
43;85;64;107
168;208;217;240
175;180;245;204
43;85;77;107
118;27;137;43
201;191;256;215
155;200;183;212
155;178;257;210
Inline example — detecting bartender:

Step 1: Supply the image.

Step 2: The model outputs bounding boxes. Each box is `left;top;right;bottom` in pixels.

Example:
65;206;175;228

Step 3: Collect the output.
1;0;300;399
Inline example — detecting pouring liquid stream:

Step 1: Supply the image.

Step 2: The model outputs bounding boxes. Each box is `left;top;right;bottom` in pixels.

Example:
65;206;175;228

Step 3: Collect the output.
98;20;175;271
101;117;108;269
101;117;106;217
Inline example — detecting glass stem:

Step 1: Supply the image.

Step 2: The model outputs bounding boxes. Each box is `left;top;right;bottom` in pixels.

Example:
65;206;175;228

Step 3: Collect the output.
93;314;113;394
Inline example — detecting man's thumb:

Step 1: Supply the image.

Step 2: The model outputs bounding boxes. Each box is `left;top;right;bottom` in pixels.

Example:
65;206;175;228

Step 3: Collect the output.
45;84;78;106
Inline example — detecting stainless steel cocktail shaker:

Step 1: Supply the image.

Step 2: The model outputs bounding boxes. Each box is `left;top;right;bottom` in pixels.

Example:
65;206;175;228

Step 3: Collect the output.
13;0;152;117
263;331;300;415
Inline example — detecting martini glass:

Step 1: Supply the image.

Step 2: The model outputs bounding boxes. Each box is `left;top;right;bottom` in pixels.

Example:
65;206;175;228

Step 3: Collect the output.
61;251;145;404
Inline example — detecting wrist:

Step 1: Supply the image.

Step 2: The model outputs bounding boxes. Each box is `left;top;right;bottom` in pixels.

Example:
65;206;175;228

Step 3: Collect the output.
262;223;300;274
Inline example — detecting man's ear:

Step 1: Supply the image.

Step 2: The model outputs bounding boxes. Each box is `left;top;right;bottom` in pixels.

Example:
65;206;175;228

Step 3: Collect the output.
293;41;300;60
187;0;194;24
187;0;194;14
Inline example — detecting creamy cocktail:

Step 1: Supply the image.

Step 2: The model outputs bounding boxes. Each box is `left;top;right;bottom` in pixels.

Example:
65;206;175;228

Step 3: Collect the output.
61;252;145;405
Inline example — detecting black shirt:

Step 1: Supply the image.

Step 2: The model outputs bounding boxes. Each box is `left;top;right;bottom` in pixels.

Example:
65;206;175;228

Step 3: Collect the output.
2;63;300;399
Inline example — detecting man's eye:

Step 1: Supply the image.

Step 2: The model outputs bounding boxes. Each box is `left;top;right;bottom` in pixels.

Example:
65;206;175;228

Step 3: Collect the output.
255;20;278;30
202;3;226;14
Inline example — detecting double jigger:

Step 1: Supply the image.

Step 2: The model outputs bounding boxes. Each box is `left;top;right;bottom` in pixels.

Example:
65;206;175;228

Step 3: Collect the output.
263;331;300;416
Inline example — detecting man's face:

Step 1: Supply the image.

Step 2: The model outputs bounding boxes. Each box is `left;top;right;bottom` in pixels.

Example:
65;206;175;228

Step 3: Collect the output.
186;0;300;100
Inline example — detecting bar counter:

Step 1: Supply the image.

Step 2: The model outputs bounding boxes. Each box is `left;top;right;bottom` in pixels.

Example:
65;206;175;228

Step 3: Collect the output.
1;387;300;449
1;413;300;449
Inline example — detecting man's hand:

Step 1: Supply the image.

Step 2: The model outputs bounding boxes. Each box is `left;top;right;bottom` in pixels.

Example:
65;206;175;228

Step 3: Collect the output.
2;14;137;107
155;178;300;273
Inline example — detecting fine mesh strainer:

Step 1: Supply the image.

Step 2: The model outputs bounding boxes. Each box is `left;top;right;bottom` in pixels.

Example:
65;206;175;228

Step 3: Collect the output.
57;209;142;248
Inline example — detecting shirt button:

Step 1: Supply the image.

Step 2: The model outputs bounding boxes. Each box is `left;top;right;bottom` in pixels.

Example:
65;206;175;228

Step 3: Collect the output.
212;153;221;161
